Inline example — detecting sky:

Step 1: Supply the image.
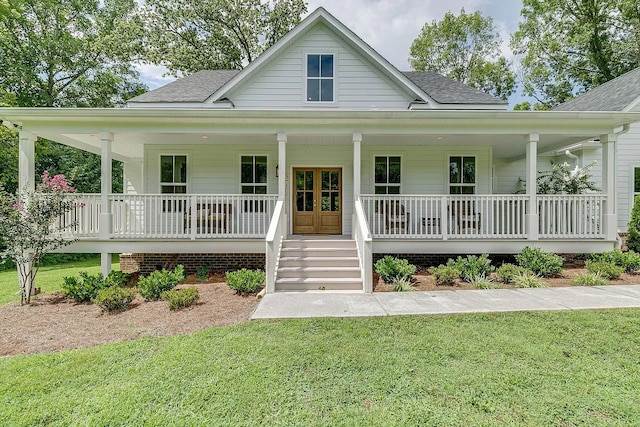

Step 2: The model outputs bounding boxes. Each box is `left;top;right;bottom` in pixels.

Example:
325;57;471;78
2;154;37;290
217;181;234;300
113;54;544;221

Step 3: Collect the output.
138;0;526;104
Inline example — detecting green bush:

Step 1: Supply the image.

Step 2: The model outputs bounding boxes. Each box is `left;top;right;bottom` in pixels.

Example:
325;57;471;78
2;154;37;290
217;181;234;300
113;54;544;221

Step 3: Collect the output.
428;265;459;286
196;265;211;282
392;277;414;292
161;287;200;310
585;260;623;280
448;254;494;283
470;275;495;290
622;251;640;273
62;271;107;302
573;272;609;286
515;247;563;277
105;270;129;287
374;256;416;283
590;249;640;273
496;263;529;284
137;265;185;300
226;269;265;294
512;271;548;288
93;286;135;313
627;196;640;252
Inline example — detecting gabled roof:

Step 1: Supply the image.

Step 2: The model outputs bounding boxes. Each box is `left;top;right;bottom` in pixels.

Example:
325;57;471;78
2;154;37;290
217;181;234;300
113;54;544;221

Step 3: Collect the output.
402;72;505;105
128;7;506;108
554;67;640;112
129;70;239;103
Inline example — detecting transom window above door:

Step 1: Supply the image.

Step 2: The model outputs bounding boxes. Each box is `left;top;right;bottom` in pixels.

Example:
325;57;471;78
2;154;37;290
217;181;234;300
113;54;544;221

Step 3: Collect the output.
306;54;334;102
374;156;401;194
449;156;476;194
160;155;187;194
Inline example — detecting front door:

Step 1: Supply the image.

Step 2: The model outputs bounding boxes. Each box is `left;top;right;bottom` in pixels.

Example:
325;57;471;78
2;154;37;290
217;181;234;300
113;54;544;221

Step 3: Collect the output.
292;168;342;234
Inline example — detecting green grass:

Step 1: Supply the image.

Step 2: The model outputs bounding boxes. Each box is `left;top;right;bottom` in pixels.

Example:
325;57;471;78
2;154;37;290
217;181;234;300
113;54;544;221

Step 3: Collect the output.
1;310;640;425
0;255;119;305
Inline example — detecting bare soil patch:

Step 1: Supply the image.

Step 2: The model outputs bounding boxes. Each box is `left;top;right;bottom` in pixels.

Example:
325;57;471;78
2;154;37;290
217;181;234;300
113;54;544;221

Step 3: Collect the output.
0;276;259;357
374;267;640;292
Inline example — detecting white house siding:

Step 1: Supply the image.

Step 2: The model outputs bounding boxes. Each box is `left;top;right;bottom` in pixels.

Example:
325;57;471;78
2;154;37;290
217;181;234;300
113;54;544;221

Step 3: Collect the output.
615;123;640;231
144;144;278;194
360;145;492;194
228;23;413;110
286;142;354;235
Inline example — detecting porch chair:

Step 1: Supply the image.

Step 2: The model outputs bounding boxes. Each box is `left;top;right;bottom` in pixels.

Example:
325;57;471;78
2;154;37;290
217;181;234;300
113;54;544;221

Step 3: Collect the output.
450;200;481;233
184;203;231;234
381;200;410;234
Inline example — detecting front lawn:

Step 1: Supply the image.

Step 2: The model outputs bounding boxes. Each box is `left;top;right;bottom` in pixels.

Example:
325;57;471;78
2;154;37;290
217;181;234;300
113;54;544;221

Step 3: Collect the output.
0;255;119;306
1;310;639;425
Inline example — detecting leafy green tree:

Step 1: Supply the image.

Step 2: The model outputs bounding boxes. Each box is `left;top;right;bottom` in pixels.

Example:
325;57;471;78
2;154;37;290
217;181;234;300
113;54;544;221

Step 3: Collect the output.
140;0;307;76
511;0;640;109
409;9;516;100
628;196;640;252
0;0;146;107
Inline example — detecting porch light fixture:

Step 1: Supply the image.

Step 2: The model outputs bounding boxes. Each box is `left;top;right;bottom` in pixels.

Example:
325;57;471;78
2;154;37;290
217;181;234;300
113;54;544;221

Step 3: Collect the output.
201;135;208;139
436;136;445;140
275;164;279;178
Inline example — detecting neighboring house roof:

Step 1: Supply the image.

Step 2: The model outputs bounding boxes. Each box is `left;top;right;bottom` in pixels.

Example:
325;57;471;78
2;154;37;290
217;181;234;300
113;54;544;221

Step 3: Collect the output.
554;67;640;112
402;72;505;105
128;70;239;103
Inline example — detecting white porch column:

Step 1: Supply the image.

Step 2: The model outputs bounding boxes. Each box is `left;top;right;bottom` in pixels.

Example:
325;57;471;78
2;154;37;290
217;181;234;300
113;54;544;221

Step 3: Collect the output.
601;133;617;241
525;133;539;241
353;133;362;199
277;133;286;200
19;131;36;191
99;132;113;277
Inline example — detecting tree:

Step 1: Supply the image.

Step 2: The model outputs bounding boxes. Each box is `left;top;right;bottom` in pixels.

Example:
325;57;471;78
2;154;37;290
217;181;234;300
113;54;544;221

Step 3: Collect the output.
537;161;599;194
0;172;78;304
511;0;640;109
0;0;146;107
139;0;307;76
409;9;516;101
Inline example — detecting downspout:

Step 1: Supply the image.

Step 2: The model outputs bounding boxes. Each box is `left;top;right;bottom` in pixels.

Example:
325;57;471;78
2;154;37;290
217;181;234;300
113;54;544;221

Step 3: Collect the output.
564;149;580;168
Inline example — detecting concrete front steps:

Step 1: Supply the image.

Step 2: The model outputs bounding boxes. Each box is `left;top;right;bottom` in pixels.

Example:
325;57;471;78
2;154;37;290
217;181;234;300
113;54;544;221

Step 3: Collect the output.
275;238;363;292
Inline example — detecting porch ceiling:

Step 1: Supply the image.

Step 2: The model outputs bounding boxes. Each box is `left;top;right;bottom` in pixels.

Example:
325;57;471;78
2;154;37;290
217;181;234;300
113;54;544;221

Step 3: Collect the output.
4;108;640;161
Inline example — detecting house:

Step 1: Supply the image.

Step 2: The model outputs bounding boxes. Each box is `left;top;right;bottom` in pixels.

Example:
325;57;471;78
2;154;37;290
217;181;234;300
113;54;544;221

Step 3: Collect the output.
2;8;639;293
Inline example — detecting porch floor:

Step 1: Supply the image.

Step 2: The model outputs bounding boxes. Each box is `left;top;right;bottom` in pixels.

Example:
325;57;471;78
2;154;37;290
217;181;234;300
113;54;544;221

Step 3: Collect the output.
252;285;640;319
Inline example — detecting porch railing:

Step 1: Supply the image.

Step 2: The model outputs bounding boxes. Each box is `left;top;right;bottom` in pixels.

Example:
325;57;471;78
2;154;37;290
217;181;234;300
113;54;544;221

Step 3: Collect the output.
353;199;372;292
361;194;605;240
66;194;278;239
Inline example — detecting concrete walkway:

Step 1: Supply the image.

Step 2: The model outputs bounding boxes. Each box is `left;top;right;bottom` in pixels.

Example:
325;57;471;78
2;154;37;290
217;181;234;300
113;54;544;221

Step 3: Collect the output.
251;285;640;319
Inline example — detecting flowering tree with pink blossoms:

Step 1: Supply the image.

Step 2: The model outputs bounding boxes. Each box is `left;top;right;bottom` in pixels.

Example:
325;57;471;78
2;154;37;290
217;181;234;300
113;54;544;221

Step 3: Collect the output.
0;172;78;304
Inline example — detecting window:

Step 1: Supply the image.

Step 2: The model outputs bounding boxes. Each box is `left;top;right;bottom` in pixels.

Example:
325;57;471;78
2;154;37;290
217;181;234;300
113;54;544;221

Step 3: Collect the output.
160;155;187;194
306;54;334;102
241;155;267;212
374;156;401;194
633;167;640;207
449;156;476;194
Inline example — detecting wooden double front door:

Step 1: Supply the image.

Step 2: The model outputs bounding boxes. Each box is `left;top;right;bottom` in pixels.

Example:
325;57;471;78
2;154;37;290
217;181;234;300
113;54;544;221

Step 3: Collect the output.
292;168;342;234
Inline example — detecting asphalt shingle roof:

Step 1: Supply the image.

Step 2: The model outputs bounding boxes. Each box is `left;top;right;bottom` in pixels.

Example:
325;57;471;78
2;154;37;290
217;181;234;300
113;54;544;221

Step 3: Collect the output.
127;69;505;106
402;71;506;105
128;70;240;103
554;67;640;112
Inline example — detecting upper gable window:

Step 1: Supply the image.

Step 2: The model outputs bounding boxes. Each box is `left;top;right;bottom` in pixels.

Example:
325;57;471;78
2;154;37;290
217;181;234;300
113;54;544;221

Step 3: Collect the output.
306;54;334;102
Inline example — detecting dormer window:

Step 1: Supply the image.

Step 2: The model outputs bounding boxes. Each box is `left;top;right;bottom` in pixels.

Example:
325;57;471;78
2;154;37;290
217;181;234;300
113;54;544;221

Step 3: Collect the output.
306;54;334;102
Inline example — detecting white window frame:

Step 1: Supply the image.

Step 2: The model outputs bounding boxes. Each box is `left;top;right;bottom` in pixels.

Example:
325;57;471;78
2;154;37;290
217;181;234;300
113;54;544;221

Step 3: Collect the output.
303;52;337;105
373;154;402;195
630;164;640;222
240;154;269;195
159;154;188;194
448;155;477;194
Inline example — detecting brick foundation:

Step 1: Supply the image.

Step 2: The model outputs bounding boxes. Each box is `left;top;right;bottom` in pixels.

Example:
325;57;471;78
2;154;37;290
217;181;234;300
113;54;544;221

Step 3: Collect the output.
119;253;265;275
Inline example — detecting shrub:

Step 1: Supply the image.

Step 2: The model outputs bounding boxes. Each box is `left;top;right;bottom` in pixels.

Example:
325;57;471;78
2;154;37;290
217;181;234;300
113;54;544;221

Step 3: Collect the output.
428;265;459;286
161;287;200;310
512;271;548;288
105;270;129;288
573;272;609;286
496;263;529;284
196;265;211;282
93;286;135;313
590;249;640;273
470;275;495;290
515;247;563;277
628;196;640;252
137;265;185;300
623;251;640;273
374;256;416;283
62;271;106;302
585;260;623;280
392;277;414;292
226;268;265;294
448;254;494;282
